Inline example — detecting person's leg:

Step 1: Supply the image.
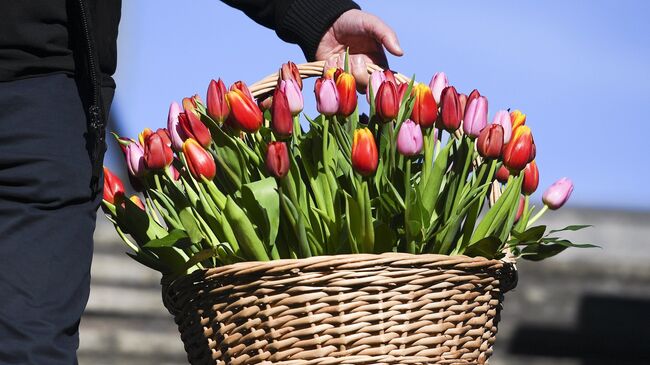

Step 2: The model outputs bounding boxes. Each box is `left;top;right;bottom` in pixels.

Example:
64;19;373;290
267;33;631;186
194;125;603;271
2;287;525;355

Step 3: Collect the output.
0;74;100;364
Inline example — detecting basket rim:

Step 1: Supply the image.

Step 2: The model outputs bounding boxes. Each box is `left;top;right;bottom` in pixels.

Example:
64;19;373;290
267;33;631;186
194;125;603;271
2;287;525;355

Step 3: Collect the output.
162;252;517;315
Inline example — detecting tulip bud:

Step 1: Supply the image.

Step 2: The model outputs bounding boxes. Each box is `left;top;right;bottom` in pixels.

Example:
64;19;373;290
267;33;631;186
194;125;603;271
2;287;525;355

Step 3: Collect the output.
502;125;534;172
280;61;302;90
465;89;481;117
542;177;574;210
258;95;273;111
230;81;254;101
366;69;387;102
115;136;134;156
522;160;539;195
397;83;410;104
351;128;379;176
103;167;125;205
225;89;263;133
182;138;216;180
279;79;303;115
336;72;357;117
510;109;526;131
179;111;211;148
477;124;504;159
496;165;510;184
126;142;146;177
514;195;526;223
315;78;340;116
182;95;201;116
458;93;468;119
130;195;146;211
167;102;186;151
266;141;290;178
155;128;172;148
396;119;423;157
463;96;488;137
143;133;174;170
138;128;153;147
492;110;512;144
383;70;397;85
271;87;293;138
375;81;399;122
206;79;229;123
411;83;437;128
429;72;448;104
439;86;462;132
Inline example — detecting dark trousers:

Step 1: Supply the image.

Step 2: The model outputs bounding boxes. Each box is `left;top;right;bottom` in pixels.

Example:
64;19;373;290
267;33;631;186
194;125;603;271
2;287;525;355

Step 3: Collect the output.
0;74;105;364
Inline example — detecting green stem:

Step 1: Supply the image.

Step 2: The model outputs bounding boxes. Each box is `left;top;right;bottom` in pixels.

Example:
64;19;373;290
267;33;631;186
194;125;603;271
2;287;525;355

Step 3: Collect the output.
527;205;549;227
404;161;415;254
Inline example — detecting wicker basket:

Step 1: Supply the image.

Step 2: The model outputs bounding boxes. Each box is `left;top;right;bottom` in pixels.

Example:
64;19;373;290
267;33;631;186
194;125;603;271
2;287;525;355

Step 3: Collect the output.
162;63;518;365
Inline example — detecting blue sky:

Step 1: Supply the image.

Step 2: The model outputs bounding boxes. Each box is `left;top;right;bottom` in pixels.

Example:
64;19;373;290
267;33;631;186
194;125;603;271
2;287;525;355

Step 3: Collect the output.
109;0;650;210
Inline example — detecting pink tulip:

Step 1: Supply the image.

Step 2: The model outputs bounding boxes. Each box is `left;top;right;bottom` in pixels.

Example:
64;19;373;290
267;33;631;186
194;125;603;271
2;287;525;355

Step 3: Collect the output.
396;119;423;157
429;72;448;104
279;79;303;115
315;78;339;116
167;101;186;151
463;96;488;138
126;142;145;177
542;178;574;210
492;110;513;144
366;69;387;102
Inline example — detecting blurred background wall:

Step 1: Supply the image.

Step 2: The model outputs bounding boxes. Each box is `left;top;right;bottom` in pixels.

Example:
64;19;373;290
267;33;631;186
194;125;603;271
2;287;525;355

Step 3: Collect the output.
84;1;650;364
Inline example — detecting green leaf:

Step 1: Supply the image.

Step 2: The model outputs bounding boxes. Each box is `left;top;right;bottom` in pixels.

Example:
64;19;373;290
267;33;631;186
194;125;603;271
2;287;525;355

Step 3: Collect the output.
421;140;453;217
548;225;593;234
223;196;270;261
344;192;361;254
373;221;396;253
145;246;192;275
464;236;503;258
511;225;547;243
178;207;203;244
116;196;168;245
143;229;190;248
240;177;280;247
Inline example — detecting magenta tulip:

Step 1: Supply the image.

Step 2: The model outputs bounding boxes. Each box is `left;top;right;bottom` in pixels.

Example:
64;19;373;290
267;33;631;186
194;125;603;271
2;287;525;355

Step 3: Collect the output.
279;79;303;115
429;72;448;104
492;110;512;144
126;142;145;177
315;78;339;116
366;69;386;102
463;96;488;138
396;119;423;157
542;178;574;210
167;101;186;151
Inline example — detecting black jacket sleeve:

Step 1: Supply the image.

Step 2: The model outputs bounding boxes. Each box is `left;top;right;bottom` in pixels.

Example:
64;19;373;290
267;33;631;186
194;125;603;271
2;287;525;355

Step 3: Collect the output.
221;0;360;61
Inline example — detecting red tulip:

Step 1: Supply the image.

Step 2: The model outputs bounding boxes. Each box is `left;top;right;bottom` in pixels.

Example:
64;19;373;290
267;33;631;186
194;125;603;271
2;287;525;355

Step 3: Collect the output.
496;165;510;183
103;167;125;205
397;82;410;103
182;94;202;116
207;78;229;123
502;125;535;172
375;81;399;122
230;81;254;101
477;124;504;159
225;89;263;133
280;61;302;90
182;138;216;180
266;141;290;178
179;110;211;148
522;160;539;195
439;86;462;132
383;70;397;86
138;128;153;147
351;128;379;176
335;72;357;117
143;133;174;170
458;93;468;120
155;128;172;148
410;84;437;128
271;87;293;138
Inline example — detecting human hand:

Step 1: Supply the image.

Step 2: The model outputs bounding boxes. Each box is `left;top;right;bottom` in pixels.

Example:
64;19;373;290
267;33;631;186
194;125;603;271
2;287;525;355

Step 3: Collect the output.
315;9;403;91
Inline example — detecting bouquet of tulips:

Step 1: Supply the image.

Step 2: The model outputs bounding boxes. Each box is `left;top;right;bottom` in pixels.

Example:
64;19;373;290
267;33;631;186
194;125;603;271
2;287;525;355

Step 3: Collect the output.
103;58;590;278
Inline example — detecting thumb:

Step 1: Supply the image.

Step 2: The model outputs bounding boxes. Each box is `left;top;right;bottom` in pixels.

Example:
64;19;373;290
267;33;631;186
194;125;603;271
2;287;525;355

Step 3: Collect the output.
365;14;404;57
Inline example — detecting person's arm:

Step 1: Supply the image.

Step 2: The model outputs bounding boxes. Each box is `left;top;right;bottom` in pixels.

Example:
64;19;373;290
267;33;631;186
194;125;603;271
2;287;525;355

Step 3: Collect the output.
221;0;360;62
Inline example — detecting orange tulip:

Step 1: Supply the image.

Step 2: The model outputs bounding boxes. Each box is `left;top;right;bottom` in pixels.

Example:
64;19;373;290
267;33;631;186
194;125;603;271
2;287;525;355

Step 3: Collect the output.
182;139;216;180
103;167;125;205
335;72;357;117
502;125;535;172
225;89;263;133
510;109;526;131
351;128;379;176
410;84;437;128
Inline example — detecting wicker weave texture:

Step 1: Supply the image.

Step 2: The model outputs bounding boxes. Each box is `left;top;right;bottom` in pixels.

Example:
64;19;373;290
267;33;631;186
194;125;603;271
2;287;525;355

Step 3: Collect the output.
164;253;515;365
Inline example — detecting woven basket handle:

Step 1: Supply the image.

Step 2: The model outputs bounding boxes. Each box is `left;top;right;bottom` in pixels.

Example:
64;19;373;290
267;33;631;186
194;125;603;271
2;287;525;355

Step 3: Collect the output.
248;61;412;98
